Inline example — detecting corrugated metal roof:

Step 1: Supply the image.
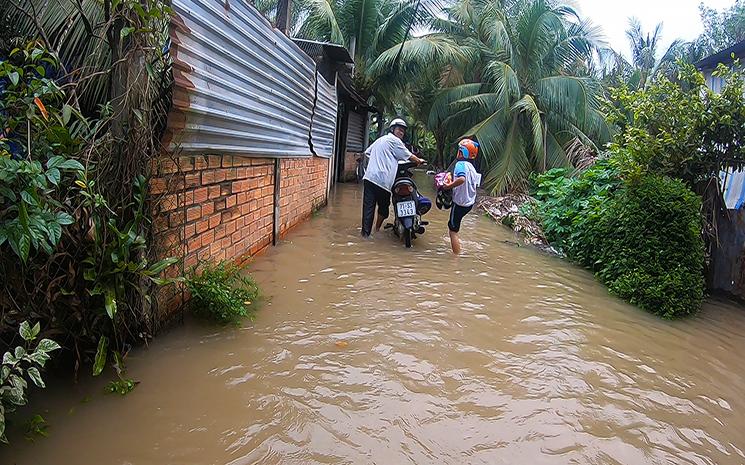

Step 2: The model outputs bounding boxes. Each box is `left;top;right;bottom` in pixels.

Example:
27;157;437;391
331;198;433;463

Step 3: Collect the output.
168;0;323;157
292;38;354;64
311;73;337;158
696;40;745;70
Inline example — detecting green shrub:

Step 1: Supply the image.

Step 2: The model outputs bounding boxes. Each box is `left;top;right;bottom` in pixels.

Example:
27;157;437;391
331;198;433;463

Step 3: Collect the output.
185;261;260;325
533;158;705;318
578;174;705;318
533;157;622;252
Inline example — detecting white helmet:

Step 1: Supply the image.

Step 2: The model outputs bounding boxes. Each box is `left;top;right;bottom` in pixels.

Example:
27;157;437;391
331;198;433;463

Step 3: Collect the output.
389;118;408;130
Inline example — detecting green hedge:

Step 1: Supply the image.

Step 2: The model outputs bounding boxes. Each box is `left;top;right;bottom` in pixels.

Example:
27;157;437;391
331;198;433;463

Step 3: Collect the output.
533;159;705;318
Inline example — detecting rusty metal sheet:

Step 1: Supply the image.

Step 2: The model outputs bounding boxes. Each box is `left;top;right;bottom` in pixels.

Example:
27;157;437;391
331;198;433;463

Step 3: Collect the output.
168;0;317;157
311;73;337;159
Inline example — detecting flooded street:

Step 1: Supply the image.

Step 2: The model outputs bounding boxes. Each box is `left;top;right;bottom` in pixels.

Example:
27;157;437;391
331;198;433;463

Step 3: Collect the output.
5;180;745;465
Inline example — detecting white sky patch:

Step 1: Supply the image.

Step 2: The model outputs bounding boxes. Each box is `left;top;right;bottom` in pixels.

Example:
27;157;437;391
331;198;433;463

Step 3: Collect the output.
573;0;736;59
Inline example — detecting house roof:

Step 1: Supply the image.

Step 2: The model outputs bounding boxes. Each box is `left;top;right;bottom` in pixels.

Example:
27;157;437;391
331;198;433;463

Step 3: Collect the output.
291;38;354;64
337;72;378;113
696;39;745;70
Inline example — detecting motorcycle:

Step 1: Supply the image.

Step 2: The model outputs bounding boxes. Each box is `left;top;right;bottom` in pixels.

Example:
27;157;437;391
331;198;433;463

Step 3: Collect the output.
386;160;431;248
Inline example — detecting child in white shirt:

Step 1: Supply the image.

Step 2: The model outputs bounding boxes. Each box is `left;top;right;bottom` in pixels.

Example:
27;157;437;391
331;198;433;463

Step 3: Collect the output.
442;138;481;254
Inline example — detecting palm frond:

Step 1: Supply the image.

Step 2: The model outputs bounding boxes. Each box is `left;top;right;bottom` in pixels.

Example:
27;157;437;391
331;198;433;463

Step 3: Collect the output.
511;94;543;163
535;75;590;125
427;82;482;128
297;0;344;44
483;115;531;194
367;34;466;78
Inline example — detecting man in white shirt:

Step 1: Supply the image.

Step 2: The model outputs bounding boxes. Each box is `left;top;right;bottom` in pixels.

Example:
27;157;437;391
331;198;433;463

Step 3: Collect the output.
361;118;425;237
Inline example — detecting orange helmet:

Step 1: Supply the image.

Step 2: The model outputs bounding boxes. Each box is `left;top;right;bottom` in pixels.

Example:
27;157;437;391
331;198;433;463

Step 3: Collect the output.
458;138;479;159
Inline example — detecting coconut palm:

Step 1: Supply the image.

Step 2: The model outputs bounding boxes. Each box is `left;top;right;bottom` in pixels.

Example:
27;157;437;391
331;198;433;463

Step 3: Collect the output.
403;0;611;193
604;18;686;89
292;0;464;124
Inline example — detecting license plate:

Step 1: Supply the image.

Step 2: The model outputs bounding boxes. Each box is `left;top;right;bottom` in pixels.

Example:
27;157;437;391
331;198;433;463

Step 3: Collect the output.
396;200;416;217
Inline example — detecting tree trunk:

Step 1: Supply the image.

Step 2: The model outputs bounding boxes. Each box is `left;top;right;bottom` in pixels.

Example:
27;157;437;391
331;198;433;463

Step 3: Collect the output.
377;111;385;137
276;0;292;33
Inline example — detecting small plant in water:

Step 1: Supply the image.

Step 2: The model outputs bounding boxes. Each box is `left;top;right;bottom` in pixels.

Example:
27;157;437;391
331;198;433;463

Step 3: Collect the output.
106;379;139;396
185;260;260;325
1;321;60;443
23;414;49;441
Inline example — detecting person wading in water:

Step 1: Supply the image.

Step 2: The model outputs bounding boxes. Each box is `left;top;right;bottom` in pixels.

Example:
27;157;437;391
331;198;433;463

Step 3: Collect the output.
360;118;425;238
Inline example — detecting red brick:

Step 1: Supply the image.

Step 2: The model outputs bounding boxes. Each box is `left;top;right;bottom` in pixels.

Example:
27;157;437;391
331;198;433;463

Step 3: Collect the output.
214;169;227;183
200;230;215;247
185;172;201;188
230;181;243;193
194;156;208;170
208;155;221;168
226;195;237;209
226;220;237;235
208;186;221;200
196;218;209;234
150;177;168;195
186;206;201;222
193;187;209;204
201;171;216;185
214;224;227;240
198;247;211;261
187;236;202;253
202;202;215;216
159;194;179;212
153;215;169;233
209;213;221;229
156;158;178;174
184;254;198;269
222;156;233;168
185;222;196;239
178;157;195;172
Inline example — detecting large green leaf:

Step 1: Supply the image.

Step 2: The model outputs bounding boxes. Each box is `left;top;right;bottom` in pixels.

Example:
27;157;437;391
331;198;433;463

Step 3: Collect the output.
92;336;108;377
104;288;117;319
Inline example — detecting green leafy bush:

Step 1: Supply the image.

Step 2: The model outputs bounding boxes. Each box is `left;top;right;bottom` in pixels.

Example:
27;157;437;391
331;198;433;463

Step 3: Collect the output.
185;261;260;325
533;157;705;318
1;321;60;443
577;174;705;318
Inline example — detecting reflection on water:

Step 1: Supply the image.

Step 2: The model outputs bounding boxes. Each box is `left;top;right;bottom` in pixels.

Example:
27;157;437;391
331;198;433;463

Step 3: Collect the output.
4;180;745;465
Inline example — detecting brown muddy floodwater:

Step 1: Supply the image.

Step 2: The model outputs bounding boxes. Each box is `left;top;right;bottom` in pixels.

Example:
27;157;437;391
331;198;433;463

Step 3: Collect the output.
5;179;745;465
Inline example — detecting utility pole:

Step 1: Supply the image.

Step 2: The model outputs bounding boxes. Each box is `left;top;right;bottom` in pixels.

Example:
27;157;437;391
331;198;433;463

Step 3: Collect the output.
276;0;292;33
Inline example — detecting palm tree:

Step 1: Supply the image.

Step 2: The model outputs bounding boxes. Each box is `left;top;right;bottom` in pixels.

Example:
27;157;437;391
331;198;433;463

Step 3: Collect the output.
604;18;685;89
290;0;463;127
399;0;611;193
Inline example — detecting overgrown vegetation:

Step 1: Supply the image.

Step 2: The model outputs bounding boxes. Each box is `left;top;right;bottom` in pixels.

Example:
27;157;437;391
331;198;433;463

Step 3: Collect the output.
1;322;60;443
185;261;260;325
533;161;705;318
1;0;177;443
528;62;745;317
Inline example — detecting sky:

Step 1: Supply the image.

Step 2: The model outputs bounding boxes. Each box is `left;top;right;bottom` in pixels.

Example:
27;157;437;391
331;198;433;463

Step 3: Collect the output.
573;0;735;58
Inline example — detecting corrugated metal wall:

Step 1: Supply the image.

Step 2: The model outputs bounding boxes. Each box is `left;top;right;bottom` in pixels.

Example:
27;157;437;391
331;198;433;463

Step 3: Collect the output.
311;74;337;158
168;0;336;158
346;111;365;152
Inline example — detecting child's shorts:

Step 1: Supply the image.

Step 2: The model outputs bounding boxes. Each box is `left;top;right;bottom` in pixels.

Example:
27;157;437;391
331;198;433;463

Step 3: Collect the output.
448;203;473;232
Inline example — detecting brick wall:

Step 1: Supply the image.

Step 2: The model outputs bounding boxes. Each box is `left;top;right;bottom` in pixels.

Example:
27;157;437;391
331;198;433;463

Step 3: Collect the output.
279;157;329;236
149;154;328;318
